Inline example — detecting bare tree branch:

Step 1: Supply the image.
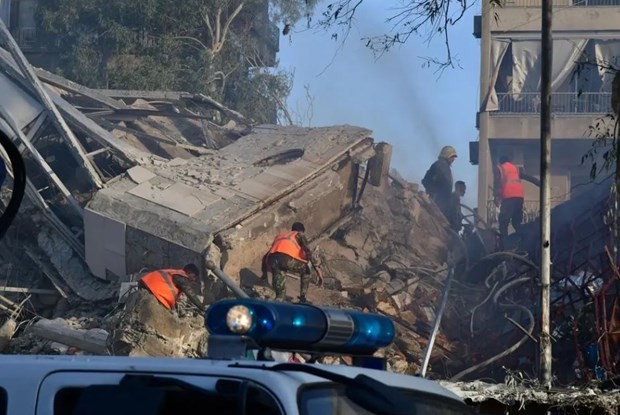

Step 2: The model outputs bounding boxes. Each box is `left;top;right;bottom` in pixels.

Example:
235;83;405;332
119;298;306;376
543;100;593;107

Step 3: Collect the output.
314;0;499;69
202;1;245;55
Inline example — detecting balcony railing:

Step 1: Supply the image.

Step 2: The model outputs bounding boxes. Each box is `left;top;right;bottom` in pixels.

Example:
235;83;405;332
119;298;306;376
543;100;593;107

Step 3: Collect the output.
493;92;612;115
501;0;620;7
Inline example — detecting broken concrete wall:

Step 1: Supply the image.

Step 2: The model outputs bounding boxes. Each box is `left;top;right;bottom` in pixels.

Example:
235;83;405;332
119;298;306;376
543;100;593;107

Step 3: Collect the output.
123;227;204;281
85;177;213;280
219;153;360;281
85;125;372;281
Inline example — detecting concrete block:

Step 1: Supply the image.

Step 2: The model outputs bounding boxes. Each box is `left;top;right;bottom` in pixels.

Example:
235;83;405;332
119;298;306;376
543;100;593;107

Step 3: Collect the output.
127;166;156;184
368;142;392;187
109;290;206;357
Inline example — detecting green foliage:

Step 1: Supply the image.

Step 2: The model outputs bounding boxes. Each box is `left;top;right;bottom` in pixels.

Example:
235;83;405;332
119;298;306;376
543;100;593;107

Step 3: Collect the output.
582;115;619;180
35;0;314;123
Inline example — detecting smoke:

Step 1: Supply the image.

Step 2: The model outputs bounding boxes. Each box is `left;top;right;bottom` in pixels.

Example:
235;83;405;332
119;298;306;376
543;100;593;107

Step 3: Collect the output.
281;2;480;205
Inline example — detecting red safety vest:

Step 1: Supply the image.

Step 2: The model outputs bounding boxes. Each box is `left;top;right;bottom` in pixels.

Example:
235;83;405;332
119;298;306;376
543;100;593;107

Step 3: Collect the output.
498;162;524;200
140;269;191;309
267;231;308;263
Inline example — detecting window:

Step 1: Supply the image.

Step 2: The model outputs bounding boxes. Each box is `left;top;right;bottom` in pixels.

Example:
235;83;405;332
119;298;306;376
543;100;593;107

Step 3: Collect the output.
299;385;470;415
53;377;282;415
0;387;6;415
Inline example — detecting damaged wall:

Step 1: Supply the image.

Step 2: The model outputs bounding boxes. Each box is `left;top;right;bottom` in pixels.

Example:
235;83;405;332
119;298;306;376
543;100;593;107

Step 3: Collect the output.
84;125;374;280
219;145;365;282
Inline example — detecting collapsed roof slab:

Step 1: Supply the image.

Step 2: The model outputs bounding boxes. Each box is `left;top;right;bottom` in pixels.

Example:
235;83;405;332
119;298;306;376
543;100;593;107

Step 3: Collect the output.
85;125;373;280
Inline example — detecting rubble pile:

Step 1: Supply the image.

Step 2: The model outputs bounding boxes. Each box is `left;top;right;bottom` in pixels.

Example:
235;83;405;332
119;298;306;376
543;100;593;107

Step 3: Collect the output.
238;176;463;374
106;290;206;357
2;25;620;412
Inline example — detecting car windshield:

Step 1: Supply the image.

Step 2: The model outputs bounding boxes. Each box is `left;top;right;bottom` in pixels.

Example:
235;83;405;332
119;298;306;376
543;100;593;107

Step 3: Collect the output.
299;385;469;415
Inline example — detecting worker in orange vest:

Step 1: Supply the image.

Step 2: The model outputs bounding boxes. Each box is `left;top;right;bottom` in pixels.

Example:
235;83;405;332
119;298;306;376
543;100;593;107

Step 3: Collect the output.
494;155;540;248
260;222;324;303
138;264;204;312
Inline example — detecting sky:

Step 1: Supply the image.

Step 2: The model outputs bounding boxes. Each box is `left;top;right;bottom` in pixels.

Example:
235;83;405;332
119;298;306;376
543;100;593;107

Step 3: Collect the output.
278;1;481;207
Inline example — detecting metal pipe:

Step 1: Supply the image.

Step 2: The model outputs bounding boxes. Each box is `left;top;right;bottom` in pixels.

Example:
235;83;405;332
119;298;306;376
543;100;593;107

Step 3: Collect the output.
205;260;249;299
539;0;554;389
419;267;455;378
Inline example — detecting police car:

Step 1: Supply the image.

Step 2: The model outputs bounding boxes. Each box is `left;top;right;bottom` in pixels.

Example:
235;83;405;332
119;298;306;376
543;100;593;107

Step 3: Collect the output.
0;299;469;415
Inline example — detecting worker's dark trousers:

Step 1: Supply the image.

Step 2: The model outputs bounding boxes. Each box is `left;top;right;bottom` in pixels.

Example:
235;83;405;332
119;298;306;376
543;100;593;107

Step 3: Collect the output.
498;197;524;247
266;252;310;302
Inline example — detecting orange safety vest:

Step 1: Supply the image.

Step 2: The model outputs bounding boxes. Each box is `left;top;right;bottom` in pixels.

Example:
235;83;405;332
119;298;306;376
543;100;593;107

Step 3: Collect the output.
140;269;190;309
267;231;308;263
498;162;525;200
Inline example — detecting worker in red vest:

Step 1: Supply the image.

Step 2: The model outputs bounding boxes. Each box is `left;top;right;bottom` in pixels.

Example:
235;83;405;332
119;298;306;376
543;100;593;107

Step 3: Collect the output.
494;155;540;248
260;222;324;303
138;264;204;312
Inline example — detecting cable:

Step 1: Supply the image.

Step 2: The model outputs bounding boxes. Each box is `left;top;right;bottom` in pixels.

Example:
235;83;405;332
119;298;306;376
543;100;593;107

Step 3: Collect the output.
0;129;26;241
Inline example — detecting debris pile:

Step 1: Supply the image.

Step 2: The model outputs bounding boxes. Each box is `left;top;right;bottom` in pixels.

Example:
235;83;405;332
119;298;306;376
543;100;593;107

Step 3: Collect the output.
107;290;206;357
1;22;620;412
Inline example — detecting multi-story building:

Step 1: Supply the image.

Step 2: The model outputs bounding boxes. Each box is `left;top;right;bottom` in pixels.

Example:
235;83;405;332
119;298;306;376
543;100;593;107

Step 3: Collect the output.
471;0;620;225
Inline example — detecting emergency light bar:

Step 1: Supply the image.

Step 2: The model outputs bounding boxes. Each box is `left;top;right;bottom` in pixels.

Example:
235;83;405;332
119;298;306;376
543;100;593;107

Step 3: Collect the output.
205;299;395;355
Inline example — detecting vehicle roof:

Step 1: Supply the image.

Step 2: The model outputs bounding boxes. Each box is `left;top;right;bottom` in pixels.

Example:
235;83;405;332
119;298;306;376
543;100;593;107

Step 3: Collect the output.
0;355;461;401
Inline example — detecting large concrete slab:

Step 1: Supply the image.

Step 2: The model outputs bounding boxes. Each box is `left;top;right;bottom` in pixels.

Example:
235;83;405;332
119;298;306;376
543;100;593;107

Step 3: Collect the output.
86;124;372;279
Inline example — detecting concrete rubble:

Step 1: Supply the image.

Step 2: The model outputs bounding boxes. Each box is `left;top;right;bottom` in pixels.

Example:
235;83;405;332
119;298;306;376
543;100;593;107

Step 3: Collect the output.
0;24;620;413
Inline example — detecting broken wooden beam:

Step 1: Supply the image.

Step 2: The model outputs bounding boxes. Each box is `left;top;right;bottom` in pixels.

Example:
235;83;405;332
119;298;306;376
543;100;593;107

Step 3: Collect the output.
96;89;252;125
93;117;177;145
35;67;128;110
0;20;103;189
46;89;155;163
30;318;110;355
0;47;152;165
0;286;60;296
0;110;84;217
97;108;211;121
96;89;190;101
94;117;214;154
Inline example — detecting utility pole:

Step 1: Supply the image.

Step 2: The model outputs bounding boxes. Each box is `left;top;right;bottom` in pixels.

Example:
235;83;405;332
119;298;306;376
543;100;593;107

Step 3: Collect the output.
539;0;553;389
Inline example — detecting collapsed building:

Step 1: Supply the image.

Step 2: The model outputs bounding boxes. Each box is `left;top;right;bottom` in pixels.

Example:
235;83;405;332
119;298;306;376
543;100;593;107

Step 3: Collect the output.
0;23;620;413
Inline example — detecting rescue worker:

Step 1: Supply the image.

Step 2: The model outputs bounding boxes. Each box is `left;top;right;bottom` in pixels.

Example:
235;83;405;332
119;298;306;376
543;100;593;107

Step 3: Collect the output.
422;146;457;220
138;263;204;312
494;154;540;248
261;222;324;303
449;181;466;232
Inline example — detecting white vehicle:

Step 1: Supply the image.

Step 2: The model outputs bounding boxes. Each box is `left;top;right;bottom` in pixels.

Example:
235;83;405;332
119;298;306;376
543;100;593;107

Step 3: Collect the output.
0;298;469;415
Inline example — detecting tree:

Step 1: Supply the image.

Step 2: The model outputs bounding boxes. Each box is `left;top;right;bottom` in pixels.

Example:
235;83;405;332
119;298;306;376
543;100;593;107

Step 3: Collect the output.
306;0;501;69
35;0;320;124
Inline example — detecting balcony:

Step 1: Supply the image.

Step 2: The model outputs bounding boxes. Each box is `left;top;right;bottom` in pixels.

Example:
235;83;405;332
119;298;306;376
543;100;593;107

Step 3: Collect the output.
493;92;612;115
501;0;620;6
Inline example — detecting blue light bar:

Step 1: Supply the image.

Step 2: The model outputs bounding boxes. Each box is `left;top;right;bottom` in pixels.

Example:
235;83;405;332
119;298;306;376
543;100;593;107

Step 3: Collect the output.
205;299;395;355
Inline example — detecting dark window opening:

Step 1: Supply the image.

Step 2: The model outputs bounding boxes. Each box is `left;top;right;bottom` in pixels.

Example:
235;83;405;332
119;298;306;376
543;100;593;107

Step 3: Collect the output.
53;378;282;415
253;149;304;167
299;384;470;415
0;387;6;415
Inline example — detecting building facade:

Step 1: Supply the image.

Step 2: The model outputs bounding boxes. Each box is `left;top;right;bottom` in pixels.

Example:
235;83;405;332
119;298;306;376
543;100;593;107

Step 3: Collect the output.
472;0;620;225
